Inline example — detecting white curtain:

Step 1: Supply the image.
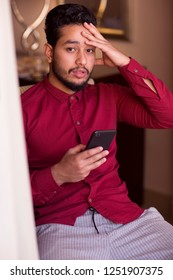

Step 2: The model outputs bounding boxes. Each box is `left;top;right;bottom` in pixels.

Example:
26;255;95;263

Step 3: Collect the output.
0;0;38;259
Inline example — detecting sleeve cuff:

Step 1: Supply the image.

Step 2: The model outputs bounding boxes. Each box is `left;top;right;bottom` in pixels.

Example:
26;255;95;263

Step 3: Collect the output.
119;58;148;79
31;167;61;205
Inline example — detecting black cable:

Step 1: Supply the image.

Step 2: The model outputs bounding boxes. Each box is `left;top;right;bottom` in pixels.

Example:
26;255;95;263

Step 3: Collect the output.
89;207;99;234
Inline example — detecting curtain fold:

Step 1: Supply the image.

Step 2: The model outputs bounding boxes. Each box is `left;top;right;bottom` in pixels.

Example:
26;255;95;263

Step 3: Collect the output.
0;0;38;260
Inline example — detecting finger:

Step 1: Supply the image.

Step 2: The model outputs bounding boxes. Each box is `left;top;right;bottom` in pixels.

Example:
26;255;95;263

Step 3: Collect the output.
82;30;105;45
83;22;104;40
85;150;109;165
82;30;108;54
83;146;104;158
87;156;107;172
78;155;107;178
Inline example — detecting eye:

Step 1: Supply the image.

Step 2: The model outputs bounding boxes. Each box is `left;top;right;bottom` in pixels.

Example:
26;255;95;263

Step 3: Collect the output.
66;47;75;52
86;48;95;54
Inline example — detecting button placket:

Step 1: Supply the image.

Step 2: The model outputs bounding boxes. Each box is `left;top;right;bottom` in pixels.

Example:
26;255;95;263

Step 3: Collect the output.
69;95;76;104
69;95;82;129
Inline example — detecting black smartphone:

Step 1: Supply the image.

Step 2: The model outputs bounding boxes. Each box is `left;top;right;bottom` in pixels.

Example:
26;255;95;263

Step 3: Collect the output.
86;130;116;150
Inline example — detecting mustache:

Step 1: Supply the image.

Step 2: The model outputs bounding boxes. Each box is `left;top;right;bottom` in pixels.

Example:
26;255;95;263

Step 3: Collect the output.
69;67;89;75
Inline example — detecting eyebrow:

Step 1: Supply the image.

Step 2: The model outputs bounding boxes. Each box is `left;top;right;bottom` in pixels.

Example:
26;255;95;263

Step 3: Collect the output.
63;40;80;45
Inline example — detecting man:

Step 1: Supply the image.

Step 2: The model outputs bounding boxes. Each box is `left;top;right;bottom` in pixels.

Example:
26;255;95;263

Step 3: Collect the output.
21;4;173;259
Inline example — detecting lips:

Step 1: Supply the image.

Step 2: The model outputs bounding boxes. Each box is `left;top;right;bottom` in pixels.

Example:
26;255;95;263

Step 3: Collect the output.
71;68;88;79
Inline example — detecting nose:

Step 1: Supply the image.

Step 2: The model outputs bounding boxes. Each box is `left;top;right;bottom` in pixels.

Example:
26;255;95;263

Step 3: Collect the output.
75;51;87;66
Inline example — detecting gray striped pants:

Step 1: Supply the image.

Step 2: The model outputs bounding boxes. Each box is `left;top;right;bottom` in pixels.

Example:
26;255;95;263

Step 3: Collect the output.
36;207;173;260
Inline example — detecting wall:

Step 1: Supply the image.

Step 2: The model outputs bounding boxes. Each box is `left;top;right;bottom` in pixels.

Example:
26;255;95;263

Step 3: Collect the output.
12;0;173;214
129;0;173;198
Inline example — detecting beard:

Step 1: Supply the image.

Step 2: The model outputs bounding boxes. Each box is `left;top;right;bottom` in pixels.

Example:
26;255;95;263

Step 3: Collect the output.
52;60;91;92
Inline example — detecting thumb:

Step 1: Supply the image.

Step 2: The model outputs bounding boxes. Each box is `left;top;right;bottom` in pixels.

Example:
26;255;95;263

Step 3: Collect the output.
69;144;86;154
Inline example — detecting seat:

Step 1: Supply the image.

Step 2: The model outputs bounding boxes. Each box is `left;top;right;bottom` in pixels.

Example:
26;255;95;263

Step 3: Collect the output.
20;84;34;94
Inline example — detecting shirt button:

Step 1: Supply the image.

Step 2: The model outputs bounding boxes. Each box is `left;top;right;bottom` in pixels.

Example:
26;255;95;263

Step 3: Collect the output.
70;96;74;100
76;121;81;125
53;191;57;194
88;198;93;203
134;69;138;73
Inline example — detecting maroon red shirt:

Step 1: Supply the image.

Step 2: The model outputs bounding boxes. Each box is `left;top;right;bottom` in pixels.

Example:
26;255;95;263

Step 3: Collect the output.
21;59;173;226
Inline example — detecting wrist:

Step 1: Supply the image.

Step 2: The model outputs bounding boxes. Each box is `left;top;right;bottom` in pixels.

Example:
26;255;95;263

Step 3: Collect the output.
117;56;130;68
51;164;64;186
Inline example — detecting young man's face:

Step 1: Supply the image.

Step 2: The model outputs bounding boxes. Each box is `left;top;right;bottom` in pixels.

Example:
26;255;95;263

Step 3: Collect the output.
46;24;96;93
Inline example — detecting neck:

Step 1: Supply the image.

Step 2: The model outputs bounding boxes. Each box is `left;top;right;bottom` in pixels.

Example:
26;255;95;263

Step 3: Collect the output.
48;73;75;95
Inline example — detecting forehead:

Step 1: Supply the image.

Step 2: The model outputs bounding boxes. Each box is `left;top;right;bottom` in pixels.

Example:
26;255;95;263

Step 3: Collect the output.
58;24;87;45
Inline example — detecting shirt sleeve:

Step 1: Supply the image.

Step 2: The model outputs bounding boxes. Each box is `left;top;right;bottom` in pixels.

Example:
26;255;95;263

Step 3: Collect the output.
30;168;61;206
117;58;173;128
21;107;62;207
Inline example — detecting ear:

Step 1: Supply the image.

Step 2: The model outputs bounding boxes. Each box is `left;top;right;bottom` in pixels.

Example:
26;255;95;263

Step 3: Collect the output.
44;43;53;63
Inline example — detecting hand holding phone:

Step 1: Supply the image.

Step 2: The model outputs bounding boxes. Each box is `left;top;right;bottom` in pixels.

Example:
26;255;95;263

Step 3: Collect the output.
86;129;116;150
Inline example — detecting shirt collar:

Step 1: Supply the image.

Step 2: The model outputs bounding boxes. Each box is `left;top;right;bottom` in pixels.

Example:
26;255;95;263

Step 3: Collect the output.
43;76;87;102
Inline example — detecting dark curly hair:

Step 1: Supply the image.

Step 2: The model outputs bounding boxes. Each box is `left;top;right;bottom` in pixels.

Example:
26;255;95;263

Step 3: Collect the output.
45;3;97;47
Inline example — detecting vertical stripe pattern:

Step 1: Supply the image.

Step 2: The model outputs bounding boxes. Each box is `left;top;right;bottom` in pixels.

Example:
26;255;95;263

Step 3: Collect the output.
36;207;173;259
